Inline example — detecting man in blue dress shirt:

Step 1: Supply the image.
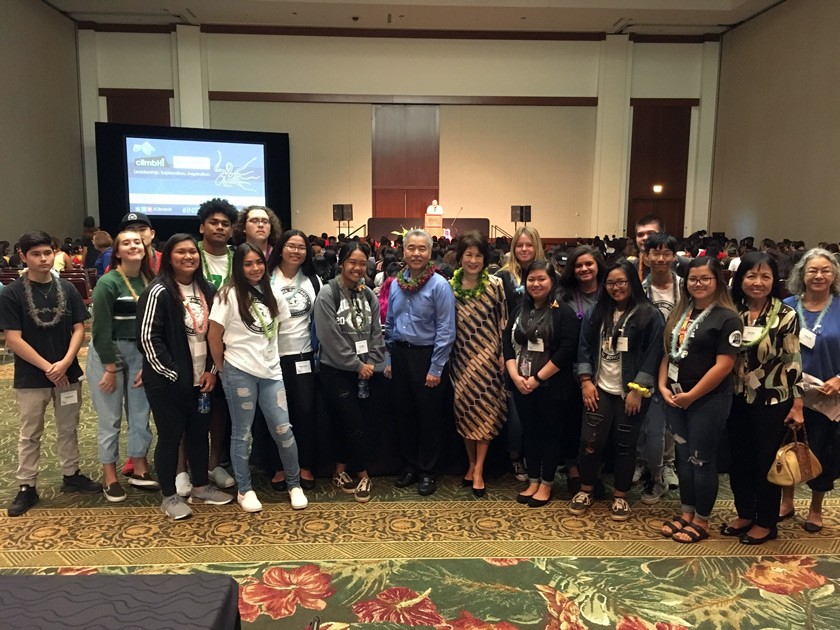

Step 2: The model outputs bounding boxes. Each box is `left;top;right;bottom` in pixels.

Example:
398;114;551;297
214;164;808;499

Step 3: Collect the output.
385;229;456;495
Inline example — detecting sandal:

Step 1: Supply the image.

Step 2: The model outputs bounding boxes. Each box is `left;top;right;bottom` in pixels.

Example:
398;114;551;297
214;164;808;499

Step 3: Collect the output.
661;516;690;538
672;523;710;544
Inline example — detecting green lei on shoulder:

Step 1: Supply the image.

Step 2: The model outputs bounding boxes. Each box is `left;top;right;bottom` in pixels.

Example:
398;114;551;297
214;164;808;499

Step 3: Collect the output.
450;268;489;301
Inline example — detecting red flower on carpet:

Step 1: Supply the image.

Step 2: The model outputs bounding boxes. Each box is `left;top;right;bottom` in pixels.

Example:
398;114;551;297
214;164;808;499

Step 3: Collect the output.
616;616;688;630
536;584;586;630
441;610;520;629
743;556;827;595
352;587;445;625
237;578;261;623
484;558;529;567
56;567;98;576
241;564;334;620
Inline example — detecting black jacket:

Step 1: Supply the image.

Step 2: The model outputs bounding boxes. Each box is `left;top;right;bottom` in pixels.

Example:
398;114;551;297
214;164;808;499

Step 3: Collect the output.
136;279;216;392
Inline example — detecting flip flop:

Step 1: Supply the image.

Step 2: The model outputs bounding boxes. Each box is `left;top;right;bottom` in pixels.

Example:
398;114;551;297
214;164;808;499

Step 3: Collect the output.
661;516;690;538
672;523;710;544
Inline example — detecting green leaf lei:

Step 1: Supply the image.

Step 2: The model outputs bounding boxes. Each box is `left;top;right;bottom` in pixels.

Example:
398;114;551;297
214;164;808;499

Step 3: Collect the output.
397;262;436;293
450;267;489;301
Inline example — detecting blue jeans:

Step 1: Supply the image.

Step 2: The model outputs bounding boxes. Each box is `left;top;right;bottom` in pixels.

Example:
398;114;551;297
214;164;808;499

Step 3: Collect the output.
636;391;666;479
666;386;733;519
222;364;300;493
87;342;152;464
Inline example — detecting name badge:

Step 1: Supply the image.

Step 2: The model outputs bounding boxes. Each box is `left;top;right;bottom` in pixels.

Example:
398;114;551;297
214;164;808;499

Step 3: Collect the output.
742;326;762;343
355;340;369;355
616;337;629;352
747;371;761;390
668;363;679;382
800;329;816;349
59;389;79;406
527;338;544;353
295;360;312;375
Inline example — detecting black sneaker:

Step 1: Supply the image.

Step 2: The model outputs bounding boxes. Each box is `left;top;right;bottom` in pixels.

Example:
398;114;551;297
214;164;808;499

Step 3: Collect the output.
8;485;39;517
62;471;103;493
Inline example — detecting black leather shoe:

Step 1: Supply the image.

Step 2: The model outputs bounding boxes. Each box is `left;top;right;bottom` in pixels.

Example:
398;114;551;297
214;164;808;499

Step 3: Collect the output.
395;472;418;488
270;479;288;492
803;521;823;533
740;527;778;545
527;494;551;508
417;476;437;496
300;478;317;491
720;522;752;537
472;486;486;498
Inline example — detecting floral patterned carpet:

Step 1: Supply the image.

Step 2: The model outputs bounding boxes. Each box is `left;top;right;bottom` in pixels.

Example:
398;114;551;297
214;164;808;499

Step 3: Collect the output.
1;347;840;628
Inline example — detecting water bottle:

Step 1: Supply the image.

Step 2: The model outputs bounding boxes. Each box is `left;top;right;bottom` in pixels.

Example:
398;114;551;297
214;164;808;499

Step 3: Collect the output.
357;377;369;399
197;392;211;414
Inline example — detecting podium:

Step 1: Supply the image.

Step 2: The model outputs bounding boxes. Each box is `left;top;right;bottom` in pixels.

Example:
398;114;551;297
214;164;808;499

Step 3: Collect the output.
424;213;443;238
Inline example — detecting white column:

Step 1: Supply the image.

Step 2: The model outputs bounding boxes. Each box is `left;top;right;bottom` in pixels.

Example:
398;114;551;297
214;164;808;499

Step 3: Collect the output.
589;35;633;237
175;24;205;128
686;41;721;234
77;29;100;220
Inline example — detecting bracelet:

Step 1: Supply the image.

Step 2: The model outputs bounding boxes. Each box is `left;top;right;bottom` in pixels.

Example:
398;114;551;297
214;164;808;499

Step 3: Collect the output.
105;368;122;374
627;382;652;398
579;376;592;388
534;373;544;384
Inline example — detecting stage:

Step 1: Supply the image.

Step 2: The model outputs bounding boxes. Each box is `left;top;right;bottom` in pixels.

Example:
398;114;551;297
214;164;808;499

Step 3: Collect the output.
366;217;490;240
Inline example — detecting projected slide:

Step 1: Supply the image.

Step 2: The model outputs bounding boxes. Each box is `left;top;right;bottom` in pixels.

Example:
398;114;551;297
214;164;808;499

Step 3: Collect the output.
126;137;266;216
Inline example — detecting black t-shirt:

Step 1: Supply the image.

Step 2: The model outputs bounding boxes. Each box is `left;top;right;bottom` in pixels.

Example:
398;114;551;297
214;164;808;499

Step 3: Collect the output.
668;305;742;392
81;235;98;269
0;277;89;388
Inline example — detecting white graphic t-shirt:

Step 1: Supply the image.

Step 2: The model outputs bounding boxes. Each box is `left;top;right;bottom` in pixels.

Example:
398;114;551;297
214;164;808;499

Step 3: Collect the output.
178;281;208;386
271;270;319;356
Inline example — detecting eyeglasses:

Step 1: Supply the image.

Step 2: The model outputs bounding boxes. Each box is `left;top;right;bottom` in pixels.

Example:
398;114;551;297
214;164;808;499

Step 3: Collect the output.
284;244;307;252
686;276;715;286
604;280;629;289
247;218;270;225
647;250;674;259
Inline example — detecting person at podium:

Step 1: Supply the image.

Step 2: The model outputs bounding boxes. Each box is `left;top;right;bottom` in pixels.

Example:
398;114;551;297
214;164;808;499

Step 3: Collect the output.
426;200;444;215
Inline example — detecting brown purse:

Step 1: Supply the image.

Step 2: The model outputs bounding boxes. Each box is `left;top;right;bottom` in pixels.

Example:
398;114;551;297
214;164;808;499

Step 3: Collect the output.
767;425;823;487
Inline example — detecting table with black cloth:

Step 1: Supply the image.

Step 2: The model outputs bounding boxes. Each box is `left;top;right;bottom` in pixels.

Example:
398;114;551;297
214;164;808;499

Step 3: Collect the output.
0;574;240;629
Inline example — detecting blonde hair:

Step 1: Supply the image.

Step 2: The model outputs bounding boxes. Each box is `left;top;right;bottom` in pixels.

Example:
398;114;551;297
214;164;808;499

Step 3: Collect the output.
501;226;545;284
663;256;737;349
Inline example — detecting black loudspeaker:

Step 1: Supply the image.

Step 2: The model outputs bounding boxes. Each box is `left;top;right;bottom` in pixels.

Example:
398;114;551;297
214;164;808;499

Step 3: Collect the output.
511;205;532;222
332;204;353;221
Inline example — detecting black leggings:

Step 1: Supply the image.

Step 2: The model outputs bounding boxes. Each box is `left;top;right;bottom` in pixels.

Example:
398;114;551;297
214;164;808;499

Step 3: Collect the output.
319;363;371;472
513;387;564;484
146;383;210;497
577;389;648;493
727;395;790;529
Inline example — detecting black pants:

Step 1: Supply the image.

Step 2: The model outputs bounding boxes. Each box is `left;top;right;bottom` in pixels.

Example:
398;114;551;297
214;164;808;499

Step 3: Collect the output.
391;343;449;476
319;363;371;472
727;395;790;528
513;386;564;484
146;383;210;497
578;389;648;493
252;352;317;474
804;406;839;493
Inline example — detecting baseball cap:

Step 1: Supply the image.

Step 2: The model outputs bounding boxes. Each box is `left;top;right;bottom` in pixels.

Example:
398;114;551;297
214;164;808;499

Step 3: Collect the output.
119;212;152;231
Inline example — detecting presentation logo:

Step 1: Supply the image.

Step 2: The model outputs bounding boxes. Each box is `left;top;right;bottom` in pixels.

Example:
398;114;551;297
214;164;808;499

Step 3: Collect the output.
134;156;168;168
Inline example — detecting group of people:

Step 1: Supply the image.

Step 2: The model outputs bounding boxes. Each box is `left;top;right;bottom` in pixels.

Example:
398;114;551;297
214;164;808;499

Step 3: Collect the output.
1;205;838;546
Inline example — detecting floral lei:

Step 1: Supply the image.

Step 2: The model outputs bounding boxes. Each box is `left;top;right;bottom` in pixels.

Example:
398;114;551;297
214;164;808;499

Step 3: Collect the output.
450;268;489;301
397;262;436;293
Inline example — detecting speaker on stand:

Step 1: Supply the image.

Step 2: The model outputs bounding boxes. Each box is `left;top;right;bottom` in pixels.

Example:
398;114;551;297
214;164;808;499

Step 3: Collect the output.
333;204;353;235
511;205;531;232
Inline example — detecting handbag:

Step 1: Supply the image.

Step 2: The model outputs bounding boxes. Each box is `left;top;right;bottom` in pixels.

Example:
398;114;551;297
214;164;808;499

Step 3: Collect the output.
767;425;823;487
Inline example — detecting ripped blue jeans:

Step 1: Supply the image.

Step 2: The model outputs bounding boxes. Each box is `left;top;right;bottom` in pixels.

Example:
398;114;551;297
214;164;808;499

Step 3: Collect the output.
222;364;301;493
666;386;732;519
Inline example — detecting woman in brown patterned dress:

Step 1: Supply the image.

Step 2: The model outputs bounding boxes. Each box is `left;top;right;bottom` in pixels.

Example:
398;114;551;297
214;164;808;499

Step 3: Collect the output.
449;232;508;497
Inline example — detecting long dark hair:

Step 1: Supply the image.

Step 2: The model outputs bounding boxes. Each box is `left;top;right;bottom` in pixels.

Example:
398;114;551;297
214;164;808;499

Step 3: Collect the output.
266;229;317;278
559;245;607;295
219;243;279;328
156;234;214;313
515;261;560;346
731;251;781;306
590;259;657;347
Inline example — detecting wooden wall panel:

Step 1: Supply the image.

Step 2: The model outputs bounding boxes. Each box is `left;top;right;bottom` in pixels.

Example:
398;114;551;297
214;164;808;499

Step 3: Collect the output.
101;89;172;126
372;105;439;218
627;104;692;235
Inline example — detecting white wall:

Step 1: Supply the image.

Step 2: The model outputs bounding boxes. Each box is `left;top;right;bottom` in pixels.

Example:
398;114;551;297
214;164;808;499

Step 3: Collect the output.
711;0;840;244
80;29;717;239
1;0;84;244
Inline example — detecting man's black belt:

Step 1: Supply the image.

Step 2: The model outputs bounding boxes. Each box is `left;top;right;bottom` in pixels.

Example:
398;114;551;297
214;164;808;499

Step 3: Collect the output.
393;340;433;350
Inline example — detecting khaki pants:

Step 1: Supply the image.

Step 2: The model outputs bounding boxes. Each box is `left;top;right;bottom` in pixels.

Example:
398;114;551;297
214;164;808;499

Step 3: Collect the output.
15;383;82;485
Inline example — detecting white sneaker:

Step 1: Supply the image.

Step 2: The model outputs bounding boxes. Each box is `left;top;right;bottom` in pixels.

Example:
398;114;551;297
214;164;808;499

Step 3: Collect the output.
662;464;679;490
289;486;308;510
632;464;648;485
237;490;263;513
175;472;192;497
208;466;235;489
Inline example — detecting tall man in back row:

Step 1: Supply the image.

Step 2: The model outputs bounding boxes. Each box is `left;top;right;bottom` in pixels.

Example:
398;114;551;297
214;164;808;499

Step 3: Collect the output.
0;231;101;516
385;229;456;496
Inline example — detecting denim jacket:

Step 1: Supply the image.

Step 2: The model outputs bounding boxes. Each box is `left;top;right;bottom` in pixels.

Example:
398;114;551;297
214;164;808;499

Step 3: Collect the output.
574;302;664;395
